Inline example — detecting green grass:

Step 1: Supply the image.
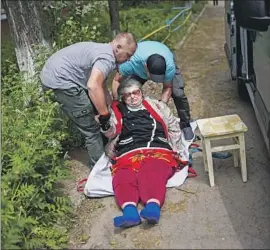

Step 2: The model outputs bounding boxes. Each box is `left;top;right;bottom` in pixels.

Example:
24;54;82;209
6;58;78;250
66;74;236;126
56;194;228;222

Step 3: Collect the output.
119;0;207;50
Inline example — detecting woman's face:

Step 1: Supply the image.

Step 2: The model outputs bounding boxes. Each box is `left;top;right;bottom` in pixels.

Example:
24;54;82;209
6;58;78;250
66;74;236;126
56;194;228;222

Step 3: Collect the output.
123;86;143;108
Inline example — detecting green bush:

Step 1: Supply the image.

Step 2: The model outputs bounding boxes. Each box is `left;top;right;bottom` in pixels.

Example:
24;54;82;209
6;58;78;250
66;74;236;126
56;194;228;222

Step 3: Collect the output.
118;0;204;50
43;1;111;49
119;7;177;41
120;1;207;50
1;37;18;79
191;0;207;13
1;66;72;249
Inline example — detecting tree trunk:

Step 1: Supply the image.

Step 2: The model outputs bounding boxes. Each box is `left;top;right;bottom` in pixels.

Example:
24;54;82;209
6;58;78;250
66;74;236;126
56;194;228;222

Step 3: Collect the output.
108;0;120;38
2;0;50;78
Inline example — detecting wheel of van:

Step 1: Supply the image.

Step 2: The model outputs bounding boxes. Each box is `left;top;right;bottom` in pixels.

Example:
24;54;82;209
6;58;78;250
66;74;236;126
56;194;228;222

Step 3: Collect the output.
237;78;250;102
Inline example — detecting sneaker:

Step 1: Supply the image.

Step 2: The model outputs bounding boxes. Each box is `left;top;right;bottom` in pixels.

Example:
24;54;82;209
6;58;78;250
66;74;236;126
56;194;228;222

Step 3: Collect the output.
183;126;195;141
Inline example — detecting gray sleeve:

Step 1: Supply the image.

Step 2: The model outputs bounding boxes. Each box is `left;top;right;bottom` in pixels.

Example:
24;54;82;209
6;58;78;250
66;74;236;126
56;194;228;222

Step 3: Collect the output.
93;59;115;79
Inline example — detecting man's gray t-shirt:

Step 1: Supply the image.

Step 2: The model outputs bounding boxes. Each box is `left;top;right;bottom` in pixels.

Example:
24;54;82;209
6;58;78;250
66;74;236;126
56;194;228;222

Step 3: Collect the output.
40;42;116;89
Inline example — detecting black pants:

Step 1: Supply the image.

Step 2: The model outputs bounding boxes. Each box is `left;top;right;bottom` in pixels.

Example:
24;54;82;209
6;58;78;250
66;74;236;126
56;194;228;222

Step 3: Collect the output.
213;0;218;6
131;66;191;128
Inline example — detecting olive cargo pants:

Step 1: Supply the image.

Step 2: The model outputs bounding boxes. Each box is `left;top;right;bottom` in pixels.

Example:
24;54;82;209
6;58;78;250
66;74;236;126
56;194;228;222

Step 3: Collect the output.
45;85;104;168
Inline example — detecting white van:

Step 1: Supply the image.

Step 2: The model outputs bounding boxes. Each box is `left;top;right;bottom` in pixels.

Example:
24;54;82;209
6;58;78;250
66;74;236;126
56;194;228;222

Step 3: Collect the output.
224;0;270;153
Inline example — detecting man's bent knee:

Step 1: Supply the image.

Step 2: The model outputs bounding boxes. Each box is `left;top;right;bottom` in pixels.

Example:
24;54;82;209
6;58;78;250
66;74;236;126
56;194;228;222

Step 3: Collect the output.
172;87;185;98
172;73;185;98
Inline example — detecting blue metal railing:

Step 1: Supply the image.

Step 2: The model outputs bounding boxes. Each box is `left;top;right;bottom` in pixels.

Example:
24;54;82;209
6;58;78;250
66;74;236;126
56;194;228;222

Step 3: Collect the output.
139;5;193;43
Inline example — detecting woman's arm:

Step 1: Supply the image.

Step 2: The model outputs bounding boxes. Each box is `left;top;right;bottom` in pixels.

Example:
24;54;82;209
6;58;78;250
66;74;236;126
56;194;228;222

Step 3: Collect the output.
157;101;183;153
104;135;119;159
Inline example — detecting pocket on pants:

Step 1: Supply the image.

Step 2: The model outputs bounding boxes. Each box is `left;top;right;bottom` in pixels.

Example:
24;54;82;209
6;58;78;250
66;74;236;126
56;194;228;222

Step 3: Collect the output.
71;106;99;131
72;107;91;118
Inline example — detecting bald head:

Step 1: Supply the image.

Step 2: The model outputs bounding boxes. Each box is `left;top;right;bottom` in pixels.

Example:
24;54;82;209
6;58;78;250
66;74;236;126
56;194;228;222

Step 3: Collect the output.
112;32;137;63
114;32;136;45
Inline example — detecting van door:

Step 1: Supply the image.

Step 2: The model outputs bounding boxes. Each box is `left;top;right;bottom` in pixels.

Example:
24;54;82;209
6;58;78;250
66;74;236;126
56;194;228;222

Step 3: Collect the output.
224;0;237;80
252;29;270;151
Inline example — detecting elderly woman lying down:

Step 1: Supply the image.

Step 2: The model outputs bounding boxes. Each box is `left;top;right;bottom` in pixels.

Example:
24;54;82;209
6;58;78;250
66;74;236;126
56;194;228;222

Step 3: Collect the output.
101;76;187;228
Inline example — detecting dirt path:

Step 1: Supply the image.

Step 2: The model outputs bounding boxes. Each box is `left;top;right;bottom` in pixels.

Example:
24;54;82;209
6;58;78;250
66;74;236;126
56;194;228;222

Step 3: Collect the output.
67;3;270;249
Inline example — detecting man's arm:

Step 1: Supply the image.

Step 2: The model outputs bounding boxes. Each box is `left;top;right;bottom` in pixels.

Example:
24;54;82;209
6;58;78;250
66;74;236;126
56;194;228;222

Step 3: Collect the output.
161;57;175;103
161;82;172;103
112;71;124;100
161;51;176;103
103;82;113;106
87;68;109;115
112;61;134;100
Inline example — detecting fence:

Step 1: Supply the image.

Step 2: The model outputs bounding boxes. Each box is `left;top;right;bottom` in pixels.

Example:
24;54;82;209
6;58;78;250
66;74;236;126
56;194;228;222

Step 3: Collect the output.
139;4;193;43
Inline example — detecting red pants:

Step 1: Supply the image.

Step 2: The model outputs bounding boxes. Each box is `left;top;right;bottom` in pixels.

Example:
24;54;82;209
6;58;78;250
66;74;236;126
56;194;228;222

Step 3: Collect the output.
112;158;175;207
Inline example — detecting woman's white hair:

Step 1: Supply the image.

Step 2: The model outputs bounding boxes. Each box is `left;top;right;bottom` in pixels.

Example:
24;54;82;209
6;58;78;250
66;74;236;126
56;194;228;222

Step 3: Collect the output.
117;76;142;99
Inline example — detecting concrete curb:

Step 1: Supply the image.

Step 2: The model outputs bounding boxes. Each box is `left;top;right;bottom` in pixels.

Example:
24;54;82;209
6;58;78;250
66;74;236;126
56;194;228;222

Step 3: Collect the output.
175;4;208;50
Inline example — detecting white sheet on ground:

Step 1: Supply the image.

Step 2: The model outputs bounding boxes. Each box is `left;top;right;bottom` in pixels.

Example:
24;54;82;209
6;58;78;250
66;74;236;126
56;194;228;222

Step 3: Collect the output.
84;121;197;198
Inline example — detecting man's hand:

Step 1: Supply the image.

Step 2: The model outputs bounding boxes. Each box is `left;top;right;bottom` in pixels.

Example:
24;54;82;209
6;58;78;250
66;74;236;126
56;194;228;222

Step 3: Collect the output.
98;113;111;131
87;68;109;115
161;82;172;103
159;100;168;106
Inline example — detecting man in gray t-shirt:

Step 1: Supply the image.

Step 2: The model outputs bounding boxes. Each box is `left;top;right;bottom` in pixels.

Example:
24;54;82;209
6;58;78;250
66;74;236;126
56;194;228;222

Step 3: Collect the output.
40;32;137;168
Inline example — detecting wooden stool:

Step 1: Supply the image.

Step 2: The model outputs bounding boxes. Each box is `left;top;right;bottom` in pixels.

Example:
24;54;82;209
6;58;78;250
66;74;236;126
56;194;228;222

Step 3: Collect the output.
197;114;248;187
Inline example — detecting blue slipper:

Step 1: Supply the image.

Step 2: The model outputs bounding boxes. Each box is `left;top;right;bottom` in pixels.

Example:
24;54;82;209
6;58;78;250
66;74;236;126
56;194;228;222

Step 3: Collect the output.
114;205;141;228
140;202;160;224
